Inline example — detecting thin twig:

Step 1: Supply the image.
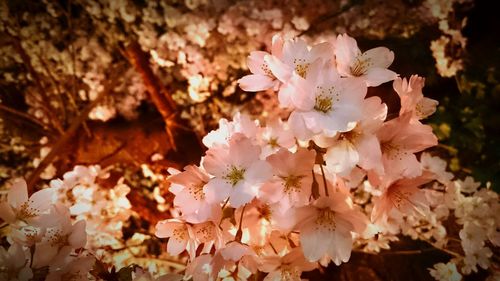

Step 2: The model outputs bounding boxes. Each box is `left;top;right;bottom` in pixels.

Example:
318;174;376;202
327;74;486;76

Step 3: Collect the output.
0;103;50;131
25;74;118;191
298;0;364;37
319;163;329;197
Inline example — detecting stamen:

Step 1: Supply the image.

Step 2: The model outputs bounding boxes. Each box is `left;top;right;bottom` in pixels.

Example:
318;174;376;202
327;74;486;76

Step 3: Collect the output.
224;166;246;186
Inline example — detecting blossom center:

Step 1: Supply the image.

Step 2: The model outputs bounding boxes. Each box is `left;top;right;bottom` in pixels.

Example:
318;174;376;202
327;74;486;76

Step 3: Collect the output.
17;202;38;220
315;208;336;231
189;182;206;200
314;86;339;114
268;137;279;148
338;128;361;143
173;228;187;242
48;230;69;247
224;166;246;186
293;58;310;78
389;187;413;209
314;95;333;113
350;55;373;76
261;63;274;77
280;174;304;193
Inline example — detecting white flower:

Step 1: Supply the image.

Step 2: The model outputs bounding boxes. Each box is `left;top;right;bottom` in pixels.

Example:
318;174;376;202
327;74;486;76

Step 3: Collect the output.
428;262;462;281
0;179;56;227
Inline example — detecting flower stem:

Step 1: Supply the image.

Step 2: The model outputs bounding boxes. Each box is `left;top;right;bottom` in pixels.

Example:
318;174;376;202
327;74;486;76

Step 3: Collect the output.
319;163;329;197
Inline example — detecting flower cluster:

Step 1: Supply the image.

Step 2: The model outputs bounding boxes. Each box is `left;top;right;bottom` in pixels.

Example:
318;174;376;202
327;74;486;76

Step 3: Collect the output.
0;179;92;280
152;33;471;280
48;165;133;259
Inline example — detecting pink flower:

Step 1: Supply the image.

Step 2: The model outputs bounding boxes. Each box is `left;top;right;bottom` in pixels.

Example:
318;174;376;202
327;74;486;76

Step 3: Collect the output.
45;255;95;281
334;33;397;86
371;172;434;223
377;112;438;178
0;179;56;227
394;75;438;120
185;254;212;281
267;38;334;108
155;219;196;258
0;243;33;281
168;165;220;223
267;37;334;83
259;248;317;281
256;118;296;158
259;148;315;210
322;96;387;175
202;113;259;149
211;241;258;280
192;221;224;253
32;204;87;268
238;34;284;92
202;133;272;208
295;193;368;264
287;60;367;140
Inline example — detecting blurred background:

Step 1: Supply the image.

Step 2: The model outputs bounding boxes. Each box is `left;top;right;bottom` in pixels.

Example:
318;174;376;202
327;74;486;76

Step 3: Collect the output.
0;0;498;280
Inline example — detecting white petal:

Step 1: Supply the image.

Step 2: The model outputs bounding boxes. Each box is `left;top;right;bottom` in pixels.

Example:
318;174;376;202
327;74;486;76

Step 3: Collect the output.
229;182;256;208
288;111;313;141
363;47;394;68
238;74;275;92
325;140;359;176
204;178;232;204
300;222;332;262
8;179;28;208
0;202;16;223
167;237;187;256
247;51;269;74
245;160;272;184
28;188;56;213
266;55;292;83
68;220;87;248
364;68;398;87
328;230;353;265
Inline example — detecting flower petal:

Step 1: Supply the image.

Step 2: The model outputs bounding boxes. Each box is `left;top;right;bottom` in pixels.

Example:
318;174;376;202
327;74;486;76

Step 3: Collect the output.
167;236;187;256
204;178;232;204
8;179;28;208
363;47;394;68
0;202;16;223
238;74;275;92
364;67;398;87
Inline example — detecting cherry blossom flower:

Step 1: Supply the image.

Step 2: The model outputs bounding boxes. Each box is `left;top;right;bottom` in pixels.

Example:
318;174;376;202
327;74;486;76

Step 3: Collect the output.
155;219;197;258
321;96;387;176
0;179;56;227
267;37;334;83
371;172;434;223
259;247;317;281
256;118;296;158
168;165;220;223
295;193;368;264
259;148;315;211
202;133;272;208
376;112;437;178
238;34;284;92
192;221;224;253
185;254;213;281
45;256;95;281
394;75;438;120
428;262;462;281
287;60;367;140
421;152;454;184
32;204;87;269
0;243;33;281
334;33;397;86
211;242;258;280
202;113;259;149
